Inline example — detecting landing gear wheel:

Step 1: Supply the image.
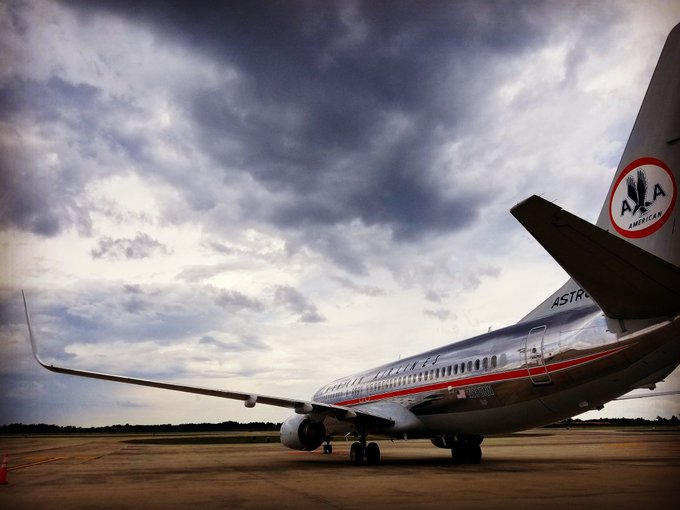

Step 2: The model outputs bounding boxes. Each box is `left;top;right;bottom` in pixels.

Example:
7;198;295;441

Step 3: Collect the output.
450;436;483;464
450;444;465;464
365;442;381;465
350;442;364;465
466;444;482;464
322;436;333;455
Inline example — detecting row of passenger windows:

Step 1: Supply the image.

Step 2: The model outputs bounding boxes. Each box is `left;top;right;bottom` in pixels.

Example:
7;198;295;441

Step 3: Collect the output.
323;355;500;397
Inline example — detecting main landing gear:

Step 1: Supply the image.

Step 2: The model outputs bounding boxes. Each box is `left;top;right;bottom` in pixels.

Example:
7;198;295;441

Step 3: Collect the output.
431;434;484;464
349;437;381;466
450;435;483;464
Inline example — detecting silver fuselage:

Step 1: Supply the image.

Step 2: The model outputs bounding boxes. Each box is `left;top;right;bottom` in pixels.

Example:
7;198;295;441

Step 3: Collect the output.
314;304;680;438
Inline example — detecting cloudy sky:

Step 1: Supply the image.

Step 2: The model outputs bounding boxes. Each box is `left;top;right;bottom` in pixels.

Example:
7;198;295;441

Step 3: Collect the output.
1;0;679;427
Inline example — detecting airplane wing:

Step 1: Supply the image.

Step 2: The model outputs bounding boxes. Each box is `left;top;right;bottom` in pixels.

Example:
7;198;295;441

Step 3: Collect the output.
22;291;390;426
510;195;680;320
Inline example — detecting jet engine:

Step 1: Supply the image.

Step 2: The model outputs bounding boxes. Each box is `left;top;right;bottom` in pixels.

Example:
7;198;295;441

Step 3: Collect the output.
280;414;326;451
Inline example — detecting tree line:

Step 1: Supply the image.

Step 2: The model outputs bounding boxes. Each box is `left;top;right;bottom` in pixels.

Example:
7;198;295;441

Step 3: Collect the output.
0;421;282;434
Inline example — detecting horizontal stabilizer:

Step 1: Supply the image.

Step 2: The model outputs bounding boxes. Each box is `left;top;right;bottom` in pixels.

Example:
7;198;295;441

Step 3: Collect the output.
511;195;680;319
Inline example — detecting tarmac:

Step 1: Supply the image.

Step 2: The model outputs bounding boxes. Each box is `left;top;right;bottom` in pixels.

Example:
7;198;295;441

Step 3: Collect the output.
1;427;679;510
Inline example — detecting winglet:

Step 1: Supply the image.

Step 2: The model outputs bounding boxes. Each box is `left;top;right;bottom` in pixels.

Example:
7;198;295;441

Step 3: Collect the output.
22;290;49;368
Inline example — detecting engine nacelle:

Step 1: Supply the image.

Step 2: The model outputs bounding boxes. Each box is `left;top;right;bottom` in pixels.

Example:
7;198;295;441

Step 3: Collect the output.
280;414;326;451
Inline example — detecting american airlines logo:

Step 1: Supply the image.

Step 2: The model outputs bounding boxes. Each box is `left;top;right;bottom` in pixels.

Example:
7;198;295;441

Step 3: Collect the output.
609;157;676;238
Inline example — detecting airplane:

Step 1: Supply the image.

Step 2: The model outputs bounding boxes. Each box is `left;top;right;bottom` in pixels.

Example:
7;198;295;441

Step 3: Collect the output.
23;22;680;466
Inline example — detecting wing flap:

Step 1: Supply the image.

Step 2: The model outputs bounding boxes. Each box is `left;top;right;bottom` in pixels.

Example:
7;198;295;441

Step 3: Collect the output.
511;195;680;319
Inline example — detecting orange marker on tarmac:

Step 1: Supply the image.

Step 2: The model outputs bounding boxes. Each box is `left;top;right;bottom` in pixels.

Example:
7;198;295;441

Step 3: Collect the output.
0;453;8;484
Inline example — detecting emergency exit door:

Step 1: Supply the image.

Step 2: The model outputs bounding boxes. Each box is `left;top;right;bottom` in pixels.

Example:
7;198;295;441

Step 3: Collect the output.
523;325;551;385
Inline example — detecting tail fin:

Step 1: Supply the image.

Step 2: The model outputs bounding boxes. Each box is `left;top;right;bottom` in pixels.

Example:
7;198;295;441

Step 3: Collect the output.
595;23;680;265
516;23;680;322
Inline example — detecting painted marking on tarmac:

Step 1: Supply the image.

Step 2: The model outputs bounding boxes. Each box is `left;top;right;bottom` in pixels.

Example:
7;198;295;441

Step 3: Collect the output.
74;455;105;463
9;457;64;471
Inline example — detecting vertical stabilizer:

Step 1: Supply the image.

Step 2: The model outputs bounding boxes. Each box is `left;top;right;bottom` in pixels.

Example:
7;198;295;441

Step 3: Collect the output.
519;23;680;323
595;23;680;267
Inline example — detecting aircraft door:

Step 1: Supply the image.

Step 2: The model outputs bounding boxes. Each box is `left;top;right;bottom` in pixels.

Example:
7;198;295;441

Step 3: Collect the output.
523;325;551;385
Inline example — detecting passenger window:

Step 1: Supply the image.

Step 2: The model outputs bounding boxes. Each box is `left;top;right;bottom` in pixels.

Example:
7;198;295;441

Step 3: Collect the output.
482;358;488;370
491;355;497;368
475;359;480;370
435;368;440;378
454;365;458;375
418;373;422;382
460;363;465;373
467;361;472;372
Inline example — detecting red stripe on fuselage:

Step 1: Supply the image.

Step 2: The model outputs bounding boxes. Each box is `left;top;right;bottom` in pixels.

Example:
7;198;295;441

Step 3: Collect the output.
331;344;630;407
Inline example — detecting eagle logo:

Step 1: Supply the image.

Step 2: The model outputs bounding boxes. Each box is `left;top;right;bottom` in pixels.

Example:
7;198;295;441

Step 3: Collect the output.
609;157;676;239
625;170;652;217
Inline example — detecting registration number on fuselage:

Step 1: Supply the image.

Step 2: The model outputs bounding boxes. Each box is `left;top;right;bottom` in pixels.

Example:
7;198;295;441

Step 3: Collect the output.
460;385;495;399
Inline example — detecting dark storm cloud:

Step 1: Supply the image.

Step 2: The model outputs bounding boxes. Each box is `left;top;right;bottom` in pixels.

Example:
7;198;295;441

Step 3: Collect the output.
50;0;566;241
91;233;169;260
0;72;143;237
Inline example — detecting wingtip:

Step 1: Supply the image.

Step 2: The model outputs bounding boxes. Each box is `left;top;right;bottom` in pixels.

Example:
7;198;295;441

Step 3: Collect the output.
22;289;48;368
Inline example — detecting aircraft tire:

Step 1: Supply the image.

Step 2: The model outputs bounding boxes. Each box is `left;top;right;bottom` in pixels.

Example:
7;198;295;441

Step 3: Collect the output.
365;442;380;465
350;442;364;465
467;444;482;464
451;443;482;464
450;444;464;464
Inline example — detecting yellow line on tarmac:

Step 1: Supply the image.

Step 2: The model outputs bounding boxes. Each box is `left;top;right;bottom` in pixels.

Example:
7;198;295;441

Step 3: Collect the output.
9;457;64;471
